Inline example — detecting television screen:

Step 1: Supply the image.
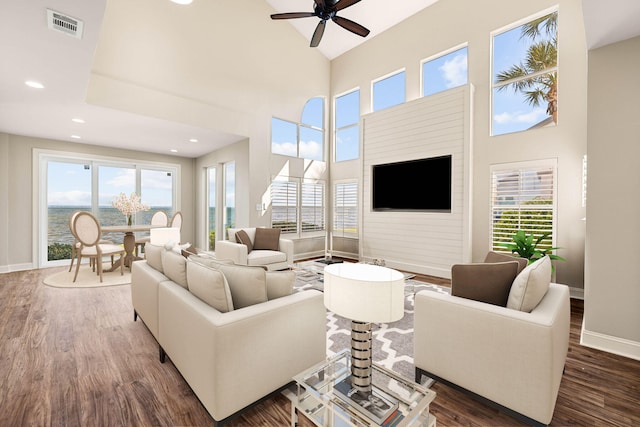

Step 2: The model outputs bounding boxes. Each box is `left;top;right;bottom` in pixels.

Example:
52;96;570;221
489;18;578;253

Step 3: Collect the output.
372;155;452;212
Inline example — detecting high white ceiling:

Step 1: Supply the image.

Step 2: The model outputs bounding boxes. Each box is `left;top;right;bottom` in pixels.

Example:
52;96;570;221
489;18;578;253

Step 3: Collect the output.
1;0;639;158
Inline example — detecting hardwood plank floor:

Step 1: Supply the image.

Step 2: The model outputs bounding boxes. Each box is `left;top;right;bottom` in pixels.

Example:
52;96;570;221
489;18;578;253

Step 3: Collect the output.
0;267;639;426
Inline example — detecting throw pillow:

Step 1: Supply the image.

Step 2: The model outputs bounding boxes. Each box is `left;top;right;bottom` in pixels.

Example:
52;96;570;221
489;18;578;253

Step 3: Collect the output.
484;251;528;274
507;256;551;312
145;244;163;273
451;261;520;306
216;263;268;309
161;249;189;289
186;260;234;313
265;270;295;300
253;227;281;251
235;229;253;253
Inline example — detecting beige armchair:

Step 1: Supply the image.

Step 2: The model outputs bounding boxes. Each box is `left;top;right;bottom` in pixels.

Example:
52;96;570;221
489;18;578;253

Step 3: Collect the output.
414;255;570;426
215;227;293;271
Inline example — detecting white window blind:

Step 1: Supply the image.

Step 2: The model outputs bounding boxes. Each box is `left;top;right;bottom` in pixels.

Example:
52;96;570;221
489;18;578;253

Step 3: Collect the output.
491;163;556;252
271;180;297;234
334;182;358;236
301;181;324;232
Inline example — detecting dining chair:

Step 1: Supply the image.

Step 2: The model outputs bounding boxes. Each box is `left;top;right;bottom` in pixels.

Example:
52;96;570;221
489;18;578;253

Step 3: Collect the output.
169;211;183;235
68;210;114;272
72;211;125;282
134;211;169;257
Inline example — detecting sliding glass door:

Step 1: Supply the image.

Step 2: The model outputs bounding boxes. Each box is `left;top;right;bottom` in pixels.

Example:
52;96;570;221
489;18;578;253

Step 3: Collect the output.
40;153;179;267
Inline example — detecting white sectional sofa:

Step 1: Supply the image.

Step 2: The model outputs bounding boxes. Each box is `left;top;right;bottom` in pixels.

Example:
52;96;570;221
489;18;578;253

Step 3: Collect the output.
131;244;326;425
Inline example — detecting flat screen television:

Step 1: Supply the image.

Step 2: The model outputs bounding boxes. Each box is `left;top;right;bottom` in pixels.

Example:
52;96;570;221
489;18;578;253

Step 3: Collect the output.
371;155;452;212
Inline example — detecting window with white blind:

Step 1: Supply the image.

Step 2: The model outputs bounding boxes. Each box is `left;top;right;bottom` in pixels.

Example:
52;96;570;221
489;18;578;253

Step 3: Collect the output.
301;181;324;232
334;182;358;237
271;179;297;234
490;160;557;253
271;178;325;236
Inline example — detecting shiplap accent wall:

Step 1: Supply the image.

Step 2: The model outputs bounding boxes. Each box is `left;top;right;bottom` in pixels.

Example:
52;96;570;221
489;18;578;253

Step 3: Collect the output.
360;85;473;278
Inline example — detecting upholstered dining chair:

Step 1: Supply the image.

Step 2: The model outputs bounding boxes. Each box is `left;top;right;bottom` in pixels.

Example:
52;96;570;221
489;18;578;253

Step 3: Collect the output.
134;211;169;257
68;210;114;272
72;211;125;282
169;211;182;235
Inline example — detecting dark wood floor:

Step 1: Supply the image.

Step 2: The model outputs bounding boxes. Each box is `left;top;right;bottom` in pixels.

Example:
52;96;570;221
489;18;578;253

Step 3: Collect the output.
1;267;639;426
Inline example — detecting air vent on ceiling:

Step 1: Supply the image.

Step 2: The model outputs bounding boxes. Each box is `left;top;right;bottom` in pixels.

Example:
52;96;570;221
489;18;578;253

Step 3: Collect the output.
47;9;84;39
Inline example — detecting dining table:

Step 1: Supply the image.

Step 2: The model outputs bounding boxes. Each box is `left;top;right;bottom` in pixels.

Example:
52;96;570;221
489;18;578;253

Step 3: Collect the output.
101;224;164;270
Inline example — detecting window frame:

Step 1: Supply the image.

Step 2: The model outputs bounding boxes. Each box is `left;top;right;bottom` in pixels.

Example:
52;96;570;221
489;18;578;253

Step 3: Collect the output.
334;88;361;163
271;97;325;161
371;68;406;112
333;180;359;239
490;7;559;136
270;176;325;238
36;149;180;268
489;159;558;254
420;43;469;97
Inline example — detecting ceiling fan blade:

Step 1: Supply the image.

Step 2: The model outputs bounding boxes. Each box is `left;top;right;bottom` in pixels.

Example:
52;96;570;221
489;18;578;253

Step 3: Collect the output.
310;20;327;47
332;16;370;37
270;12;316;20
333;0;362;12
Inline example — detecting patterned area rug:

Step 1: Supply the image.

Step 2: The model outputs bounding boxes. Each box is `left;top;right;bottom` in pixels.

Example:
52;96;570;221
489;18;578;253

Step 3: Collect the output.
294;261;450;384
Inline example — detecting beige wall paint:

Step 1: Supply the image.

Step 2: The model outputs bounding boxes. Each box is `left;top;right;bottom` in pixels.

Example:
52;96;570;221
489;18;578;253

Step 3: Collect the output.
0;132;195;271
330;0;588;289
584;35;640;355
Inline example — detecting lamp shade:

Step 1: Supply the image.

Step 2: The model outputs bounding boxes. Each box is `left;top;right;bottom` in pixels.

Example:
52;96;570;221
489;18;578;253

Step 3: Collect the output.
150;227;181;246
324;263;405;323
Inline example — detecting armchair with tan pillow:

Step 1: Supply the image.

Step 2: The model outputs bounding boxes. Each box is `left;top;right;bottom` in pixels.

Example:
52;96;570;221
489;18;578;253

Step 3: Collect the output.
414;252;570;426
215;227;293;271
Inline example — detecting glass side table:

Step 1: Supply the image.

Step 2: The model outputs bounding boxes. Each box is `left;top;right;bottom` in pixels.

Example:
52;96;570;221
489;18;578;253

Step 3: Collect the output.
285;350;436;427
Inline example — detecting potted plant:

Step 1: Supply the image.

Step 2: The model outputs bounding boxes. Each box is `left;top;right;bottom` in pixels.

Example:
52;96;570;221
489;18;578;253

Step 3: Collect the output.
502;230;566;265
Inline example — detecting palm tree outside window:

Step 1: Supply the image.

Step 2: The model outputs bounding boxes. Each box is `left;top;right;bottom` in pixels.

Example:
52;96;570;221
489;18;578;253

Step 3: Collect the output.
492;10;558;136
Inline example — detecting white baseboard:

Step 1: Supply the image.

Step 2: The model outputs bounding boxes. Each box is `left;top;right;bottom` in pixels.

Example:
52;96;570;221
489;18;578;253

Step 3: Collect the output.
581;326;640;361
0;262;36;274
569;286;584;300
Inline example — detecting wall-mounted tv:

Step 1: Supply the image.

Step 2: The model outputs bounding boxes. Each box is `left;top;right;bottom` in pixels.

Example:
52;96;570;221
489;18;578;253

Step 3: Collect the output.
372;155;452;212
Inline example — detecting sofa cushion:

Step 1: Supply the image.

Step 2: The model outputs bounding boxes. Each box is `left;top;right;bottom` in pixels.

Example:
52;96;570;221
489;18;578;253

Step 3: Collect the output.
161;249;188;289
507;256;551;312
145;244;164;273
451;261;520;306
186;260;234;312
227;227;256;244
265;270;295;300
235;229;253;253
215;263;268;309
189;254;234;268
247;250;287;267
253;227;281;251
484;251;528;274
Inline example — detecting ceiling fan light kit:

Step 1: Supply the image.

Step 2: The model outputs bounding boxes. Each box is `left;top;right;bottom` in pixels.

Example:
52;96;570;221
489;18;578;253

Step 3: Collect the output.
271;0;370;47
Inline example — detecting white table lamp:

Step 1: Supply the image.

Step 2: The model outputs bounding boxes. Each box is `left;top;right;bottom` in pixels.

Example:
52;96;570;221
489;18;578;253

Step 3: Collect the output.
324;263;404;393
150;227;181;246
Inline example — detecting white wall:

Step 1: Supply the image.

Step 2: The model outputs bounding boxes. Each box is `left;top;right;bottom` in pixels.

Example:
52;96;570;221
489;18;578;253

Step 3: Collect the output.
330;0;587;289
584;35;640;360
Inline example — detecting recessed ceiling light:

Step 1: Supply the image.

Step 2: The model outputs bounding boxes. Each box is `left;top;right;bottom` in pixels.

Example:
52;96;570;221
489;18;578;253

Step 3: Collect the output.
71;135;81;139
189;138;198;143
170;149;178;153
170;0;193;4
72;118;85;124
25;80;45;89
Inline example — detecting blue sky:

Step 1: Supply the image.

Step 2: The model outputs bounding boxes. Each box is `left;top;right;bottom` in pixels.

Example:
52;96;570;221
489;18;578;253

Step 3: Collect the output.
48;162;174;207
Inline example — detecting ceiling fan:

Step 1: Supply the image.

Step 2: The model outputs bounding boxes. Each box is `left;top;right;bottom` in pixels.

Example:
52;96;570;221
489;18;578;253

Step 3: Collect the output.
270;0;370;48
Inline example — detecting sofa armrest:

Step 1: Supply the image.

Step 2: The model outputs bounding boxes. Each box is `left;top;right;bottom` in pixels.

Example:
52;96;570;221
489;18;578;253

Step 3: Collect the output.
414;283;570;424
215;240;248;265
158;284;326;421
278;238;294;265
131;260;169;340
